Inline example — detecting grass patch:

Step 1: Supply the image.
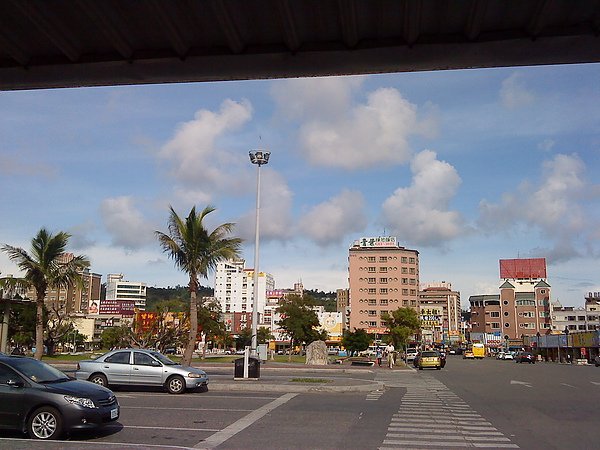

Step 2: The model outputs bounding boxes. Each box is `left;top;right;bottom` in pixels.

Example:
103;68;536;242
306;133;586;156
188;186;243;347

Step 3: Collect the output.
290;378;332;383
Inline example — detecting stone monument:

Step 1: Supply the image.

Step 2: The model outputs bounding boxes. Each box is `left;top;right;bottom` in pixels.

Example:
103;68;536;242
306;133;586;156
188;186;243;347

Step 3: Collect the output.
305;340;329;365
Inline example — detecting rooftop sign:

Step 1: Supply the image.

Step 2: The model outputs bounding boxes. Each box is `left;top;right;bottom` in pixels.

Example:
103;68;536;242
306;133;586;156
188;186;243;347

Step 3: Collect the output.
358;236;398;248
500;258;546;279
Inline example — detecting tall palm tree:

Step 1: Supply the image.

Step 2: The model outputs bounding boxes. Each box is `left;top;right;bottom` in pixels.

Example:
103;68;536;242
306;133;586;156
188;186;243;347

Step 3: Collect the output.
156;205;242;366
1;229;89;360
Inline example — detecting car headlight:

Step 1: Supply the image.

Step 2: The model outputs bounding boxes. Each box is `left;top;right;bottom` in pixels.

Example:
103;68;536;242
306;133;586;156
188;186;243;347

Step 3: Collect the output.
187;372;205;378
64;395;96;409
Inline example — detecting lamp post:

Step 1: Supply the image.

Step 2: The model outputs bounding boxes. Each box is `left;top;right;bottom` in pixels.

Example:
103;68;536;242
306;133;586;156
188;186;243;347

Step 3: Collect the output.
564;326;570;364
536;331;541;361
249;150;270;358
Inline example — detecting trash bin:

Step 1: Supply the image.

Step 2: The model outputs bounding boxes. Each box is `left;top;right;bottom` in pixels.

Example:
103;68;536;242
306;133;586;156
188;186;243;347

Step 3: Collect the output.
234;357;261;379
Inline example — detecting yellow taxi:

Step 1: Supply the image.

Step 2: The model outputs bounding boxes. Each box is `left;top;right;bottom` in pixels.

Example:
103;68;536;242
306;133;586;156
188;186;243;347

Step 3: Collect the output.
417;350;442;370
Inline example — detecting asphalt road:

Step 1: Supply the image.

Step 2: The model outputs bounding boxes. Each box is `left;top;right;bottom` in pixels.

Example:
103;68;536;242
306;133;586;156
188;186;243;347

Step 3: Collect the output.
1;357;598;449
426;355;600;450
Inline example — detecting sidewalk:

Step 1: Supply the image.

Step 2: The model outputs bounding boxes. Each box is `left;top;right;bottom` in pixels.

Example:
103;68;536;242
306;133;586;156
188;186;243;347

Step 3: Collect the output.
50;360;412;393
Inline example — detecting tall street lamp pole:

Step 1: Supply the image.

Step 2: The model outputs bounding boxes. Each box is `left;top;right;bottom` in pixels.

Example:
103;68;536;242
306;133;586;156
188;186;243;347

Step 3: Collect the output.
249;150;270;357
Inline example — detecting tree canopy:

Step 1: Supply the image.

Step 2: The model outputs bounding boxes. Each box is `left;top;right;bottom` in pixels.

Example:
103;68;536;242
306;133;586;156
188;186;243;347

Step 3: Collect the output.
276;294;322;361
156;205;242;365
381;307;421;350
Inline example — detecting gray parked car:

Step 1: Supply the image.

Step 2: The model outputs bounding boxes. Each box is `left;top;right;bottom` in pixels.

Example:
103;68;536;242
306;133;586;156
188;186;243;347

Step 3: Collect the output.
0;354;119;439
75;349;208;394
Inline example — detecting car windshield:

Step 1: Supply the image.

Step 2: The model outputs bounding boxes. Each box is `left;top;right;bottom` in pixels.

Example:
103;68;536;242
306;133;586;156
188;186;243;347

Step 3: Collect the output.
149;351;177;365
7;357;70;383
421;351;439;357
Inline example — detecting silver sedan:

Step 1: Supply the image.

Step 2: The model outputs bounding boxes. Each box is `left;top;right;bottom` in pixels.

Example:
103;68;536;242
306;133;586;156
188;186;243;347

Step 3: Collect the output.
75;348;208;394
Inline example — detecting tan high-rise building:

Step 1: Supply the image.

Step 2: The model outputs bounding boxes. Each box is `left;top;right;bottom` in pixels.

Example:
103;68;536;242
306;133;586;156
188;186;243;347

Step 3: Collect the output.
418;282;462;345
348;237;419;333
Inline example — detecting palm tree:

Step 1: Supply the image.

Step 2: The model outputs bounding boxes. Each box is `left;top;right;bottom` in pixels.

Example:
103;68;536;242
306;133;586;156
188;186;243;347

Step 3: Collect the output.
1;229;89;360
156;205;242;366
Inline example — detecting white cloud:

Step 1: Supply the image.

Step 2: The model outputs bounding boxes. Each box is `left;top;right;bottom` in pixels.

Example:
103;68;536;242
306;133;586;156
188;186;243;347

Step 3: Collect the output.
381;150;464;246
271;76;364;121
271;78;437;170
537;139;555;152
0;154;58;178
235;169;294;242
500;73;534;109
100;196;155;249
478;153;597;262
159;99;253;198
297;190;368;246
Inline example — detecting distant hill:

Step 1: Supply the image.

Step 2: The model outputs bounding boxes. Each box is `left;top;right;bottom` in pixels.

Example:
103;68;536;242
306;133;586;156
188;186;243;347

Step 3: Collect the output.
145;286;338;312
146;285;214;310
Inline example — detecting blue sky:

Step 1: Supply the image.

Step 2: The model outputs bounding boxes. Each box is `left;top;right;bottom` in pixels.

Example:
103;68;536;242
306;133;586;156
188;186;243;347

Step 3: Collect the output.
1;63;599;308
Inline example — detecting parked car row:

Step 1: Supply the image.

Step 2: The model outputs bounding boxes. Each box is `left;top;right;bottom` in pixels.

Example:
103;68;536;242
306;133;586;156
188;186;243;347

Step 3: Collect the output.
0;347;210;440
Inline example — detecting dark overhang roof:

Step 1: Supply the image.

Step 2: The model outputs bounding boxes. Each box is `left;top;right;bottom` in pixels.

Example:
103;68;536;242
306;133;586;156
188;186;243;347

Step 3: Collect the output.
1;0;599;91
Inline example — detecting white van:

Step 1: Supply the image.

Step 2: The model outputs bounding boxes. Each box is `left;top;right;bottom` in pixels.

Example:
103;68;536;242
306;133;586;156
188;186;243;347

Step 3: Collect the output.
405;348;419;362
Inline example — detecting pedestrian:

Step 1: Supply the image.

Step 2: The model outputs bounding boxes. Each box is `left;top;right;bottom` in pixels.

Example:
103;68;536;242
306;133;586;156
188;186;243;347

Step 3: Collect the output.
385;342;395;368
376;347;383;367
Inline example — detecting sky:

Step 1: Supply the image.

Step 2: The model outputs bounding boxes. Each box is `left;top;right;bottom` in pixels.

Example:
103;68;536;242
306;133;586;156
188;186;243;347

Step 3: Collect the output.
1;63;599;308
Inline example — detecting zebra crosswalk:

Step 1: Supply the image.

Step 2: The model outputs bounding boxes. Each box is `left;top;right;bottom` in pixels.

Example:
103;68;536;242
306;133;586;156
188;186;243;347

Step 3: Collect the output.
379;375;519;449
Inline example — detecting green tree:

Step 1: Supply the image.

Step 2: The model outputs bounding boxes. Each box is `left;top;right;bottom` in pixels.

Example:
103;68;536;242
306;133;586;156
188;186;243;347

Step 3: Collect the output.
381;307;421;351
235;326;273;349
1;229;89;359
8;301;37;350
156;205;242;365
100;325;132;350
276;294;320;361
341;329;370;356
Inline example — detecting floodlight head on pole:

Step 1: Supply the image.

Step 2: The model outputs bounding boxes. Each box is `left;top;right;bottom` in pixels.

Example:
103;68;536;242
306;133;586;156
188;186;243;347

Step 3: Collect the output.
249;150;270;166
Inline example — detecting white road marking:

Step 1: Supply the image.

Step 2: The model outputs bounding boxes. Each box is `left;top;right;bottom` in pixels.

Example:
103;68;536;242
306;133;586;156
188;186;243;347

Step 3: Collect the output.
510;380;532;388
121;406;252;412
194;392;297;449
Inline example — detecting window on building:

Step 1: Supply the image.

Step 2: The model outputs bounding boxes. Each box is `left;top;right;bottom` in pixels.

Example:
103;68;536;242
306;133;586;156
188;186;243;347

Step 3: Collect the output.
402;278;408;284
504;311;509;316
402;289;408;295
578;325;586;330
409;268;415;274
367;267;376;272
577;316;586;321
409;257;415;263
367;257;376;262
380;278;388;284
368;299;376;305
380;288;388;295
380;299;388;306
401;257;407;263
368;310;377;316
491;322;500;329
410;300;416;306
490;311;500;318
402;267;408;274
367;277;376;284
539;311;549;318
516;300;536;306
505;322;510;328
368;288;376;294
379;256;387;263
403;300;408;306
379;267;388;273
409;279;416;285
410;289;416;295
369;321;377;327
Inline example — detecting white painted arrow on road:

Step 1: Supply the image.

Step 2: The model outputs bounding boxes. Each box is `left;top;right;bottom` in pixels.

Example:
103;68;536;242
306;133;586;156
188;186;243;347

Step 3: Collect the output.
510;380;532;388
591;381;600;386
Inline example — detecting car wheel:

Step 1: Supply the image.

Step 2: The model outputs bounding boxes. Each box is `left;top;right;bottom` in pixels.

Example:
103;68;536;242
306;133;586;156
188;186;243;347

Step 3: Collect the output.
436;366;441;370
89;373;108;387
166;375;186;394
197;384;209;393
27;406;63;440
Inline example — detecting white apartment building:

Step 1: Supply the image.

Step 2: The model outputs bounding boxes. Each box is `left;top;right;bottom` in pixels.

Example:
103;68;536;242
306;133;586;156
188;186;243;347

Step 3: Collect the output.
551;292;600;332
213;259;274;316
105;273;147;310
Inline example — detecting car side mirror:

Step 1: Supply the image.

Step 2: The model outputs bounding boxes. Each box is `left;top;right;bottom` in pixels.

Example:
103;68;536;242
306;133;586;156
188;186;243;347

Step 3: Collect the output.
6;379;24;388
151;360;162;367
